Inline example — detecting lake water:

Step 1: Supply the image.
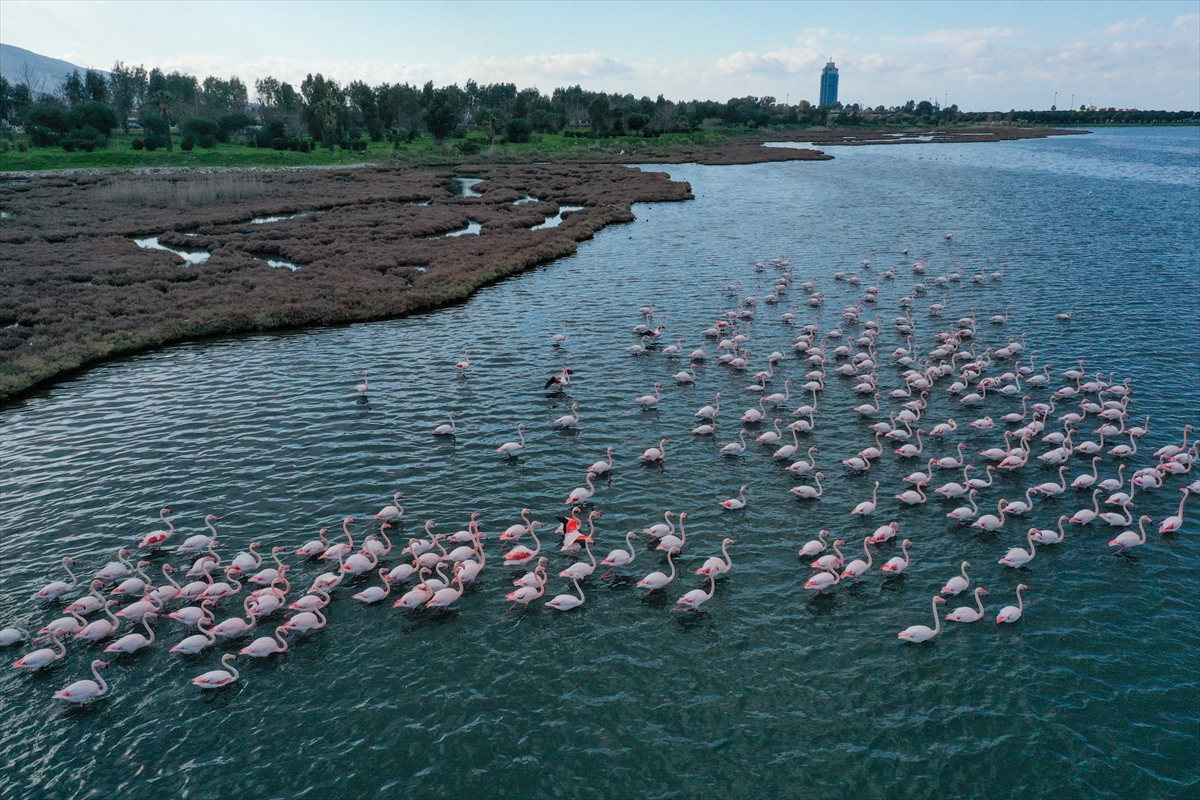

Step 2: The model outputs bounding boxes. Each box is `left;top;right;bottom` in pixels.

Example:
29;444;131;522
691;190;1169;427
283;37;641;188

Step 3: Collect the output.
2;127;1198;799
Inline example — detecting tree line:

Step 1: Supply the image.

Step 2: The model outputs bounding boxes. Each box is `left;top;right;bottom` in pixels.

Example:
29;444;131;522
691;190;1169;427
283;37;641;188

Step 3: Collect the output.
1;63;1195;154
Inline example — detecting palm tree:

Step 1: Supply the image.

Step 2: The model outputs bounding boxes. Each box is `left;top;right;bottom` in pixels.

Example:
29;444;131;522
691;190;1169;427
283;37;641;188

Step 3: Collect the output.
313;99;340;149
150;90;175;151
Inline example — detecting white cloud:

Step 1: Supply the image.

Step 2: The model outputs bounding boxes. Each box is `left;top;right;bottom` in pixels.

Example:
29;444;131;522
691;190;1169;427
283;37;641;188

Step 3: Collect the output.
1174;13;1200;29
913;27;1018;46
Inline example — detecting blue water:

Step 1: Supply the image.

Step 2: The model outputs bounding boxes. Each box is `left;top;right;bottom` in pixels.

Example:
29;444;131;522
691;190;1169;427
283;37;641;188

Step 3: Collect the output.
2;127;1198;799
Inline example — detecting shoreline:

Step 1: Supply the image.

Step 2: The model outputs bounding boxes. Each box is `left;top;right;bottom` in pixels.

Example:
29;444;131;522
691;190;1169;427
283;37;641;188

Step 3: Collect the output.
0;126;1085;404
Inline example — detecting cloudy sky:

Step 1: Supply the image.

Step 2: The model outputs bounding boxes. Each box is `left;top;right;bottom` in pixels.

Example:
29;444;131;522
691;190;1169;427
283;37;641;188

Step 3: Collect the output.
4;0;1198;110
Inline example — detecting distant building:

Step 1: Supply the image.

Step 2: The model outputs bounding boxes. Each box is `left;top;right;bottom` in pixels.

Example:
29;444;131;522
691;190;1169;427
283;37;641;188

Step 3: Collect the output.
819;60;839;107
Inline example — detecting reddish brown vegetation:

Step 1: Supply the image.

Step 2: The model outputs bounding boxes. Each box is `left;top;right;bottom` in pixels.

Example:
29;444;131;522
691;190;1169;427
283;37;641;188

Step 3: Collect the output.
0;164;691;399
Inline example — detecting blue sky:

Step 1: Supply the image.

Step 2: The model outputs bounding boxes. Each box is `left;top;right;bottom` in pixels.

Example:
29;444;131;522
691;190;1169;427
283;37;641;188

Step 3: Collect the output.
3;1;1198;109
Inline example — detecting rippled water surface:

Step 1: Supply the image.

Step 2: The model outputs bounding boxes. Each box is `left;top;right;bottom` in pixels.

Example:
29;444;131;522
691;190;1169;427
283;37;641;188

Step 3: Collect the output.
3;128;1198;799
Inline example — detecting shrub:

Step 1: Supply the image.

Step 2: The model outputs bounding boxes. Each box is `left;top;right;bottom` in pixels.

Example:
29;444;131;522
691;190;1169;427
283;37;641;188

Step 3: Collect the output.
180;138;194;151
198;133;217;149
181;117;220;141
27;124;62;147
144;136;161;151
505;118;532;143
454;139;481;155
71;101;118;135
271;138;286;151
131;138;144;150
299;140;311;153
62;126;106;152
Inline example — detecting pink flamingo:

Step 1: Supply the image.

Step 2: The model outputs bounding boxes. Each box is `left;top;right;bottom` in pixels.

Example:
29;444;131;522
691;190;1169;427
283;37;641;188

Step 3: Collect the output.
945;589;989;623
674;573;717;611
1158;488;1190;533
138;508;175;549
880;539;913;573
52;659;109;704
1109;515;1152;554
12;631;67;671
898;597;946;642
996;584;1028;624
239;626;290;657
192;654;240;690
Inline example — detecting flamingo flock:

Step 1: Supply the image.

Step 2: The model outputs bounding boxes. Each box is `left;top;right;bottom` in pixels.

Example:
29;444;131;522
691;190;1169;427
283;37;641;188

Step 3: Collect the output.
8;249;1197;705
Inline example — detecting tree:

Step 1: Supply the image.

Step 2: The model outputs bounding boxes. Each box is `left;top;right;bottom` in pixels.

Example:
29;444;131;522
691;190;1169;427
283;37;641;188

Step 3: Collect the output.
425;88;459;141
84;70;109;103
59;70;86;107
110;62;148;131
311;98;340;148
72;101;118;134
0;75;10;123
587;96;611;135
150;90;175;151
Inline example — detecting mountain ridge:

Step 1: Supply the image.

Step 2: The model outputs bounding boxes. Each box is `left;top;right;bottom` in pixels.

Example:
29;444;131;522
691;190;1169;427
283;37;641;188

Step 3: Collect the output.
0;43;109;93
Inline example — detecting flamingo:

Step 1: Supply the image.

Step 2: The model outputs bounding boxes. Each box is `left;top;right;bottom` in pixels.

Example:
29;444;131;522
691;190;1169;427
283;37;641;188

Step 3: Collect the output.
1158;488;1190;533
545;575;586;611
166;599;215;629
353;569;393;604
455;350;472;373
198;567;242;601
741;398;767;423
999;530;1037;568
192;653;240;690
138;508;175;549
895;482;928;506
375;493;405;523
588;446;616;477
64;582;107;615
996;584;1028;624
503;521;543;565
52;659;109;704
0;621;31;647
432;412;458;436
600;532;639;578
673;572;717;611
1097;501;1133;528
566;472;598;505
113;595;162;624
1109;515;1153;554
940;562;971;595
1032;466;1070;497
393;569;436;609
894;429;926;458
175;516;220;555
643;512;675;540
637;551;677;593
210;597;257;638
842;455;871;472
497;425;528;457
881;539;913;574
635;383;664;409
105;613;157;654
12;631;67;671
695;393;721;420
898;597;946;642
505;579;545;611
355;371;370;396
868;521;900;545
553;402;581;428
719;485;748;510
966;465;996;490
74;601;121;643
281;607;326;634
320;518;356;562
296;528;331;558
640;439;669;462
851;482;880;516
170;616;217;655
756;418;784;445
945;589;989;623
551;322;568;346
426;569;466;610
804;564;842;594
560;536;598;580
228;542;264;576
933;443;967;469
1002;488;1037;517
239;626;290;657
811;540;846;571
34;557;78;601
840;538;875;581
94;548;134;583
656;513;689;554
799;530;829;557
696;538;736;578
785;446;820;474
972;500;1010;532
720;430;749;456
1031;516;1069;545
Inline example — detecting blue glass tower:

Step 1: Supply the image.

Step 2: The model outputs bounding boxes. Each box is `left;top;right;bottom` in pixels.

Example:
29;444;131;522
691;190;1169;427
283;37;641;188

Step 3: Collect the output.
819;60;839;107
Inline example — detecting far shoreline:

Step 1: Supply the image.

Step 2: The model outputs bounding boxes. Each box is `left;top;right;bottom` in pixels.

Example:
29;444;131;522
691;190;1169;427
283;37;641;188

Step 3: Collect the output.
0;125;1087;404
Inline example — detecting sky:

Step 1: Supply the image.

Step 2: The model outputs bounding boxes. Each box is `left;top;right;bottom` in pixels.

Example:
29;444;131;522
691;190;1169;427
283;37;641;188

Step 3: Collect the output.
2;0;1198;110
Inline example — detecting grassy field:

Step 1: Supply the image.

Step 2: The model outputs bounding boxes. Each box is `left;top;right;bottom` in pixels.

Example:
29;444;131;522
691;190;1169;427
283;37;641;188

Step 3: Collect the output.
0;130;747;172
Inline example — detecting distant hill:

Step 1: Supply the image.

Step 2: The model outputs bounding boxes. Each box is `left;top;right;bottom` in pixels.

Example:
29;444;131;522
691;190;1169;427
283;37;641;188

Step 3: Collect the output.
0;43;108;94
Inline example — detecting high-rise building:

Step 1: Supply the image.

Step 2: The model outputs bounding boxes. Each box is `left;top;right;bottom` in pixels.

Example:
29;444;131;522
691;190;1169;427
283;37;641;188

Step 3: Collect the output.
819;59;839;107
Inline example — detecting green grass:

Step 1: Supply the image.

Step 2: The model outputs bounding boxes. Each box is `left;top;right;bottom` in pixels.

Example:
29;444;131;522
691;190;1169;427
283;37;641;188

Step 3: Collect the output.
0;129;752;172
